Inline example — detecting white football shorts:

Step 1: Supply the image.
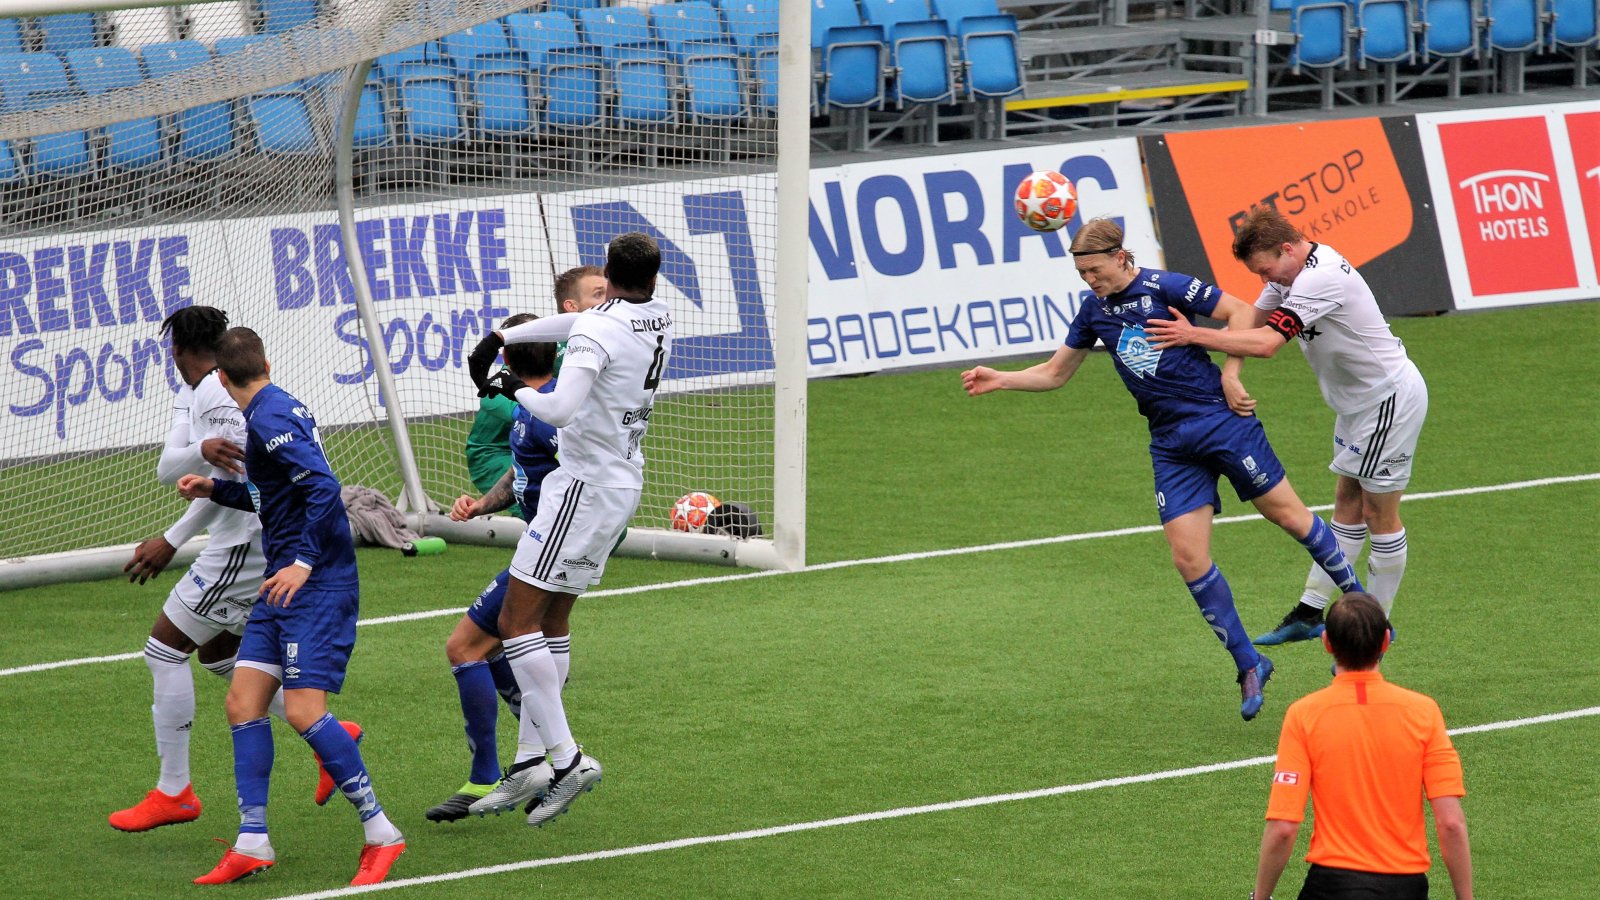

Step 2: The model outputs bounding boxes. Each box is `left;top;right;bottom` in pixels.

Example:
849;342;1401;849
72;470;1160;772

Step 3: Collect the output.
510;468;637;595
162;539;267;645
1330;359;1428;493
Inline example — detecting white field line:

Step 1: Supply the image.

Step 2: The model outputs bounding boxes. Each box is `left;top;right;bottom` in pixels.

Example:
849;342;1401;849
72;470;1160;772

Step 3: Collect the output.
268;704;1600;900
5;471;1597;680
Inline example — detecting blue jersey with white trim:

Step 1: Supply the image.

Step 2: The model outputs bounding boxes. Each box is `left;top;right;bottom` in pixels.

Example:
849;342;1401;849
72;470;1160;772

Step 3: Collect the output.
1065;268;1232;430
211;383;358;589
510;380;560;521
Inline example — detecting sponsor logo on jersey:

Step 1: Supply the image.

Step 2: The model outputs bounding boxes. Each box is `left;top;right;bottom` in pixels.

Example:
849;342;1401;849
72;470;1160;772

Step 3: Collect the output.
1381;452;1412;465
1243;455;1259;473
265;431;294;452
246;483;262;512
1184;280;1201;303
285;666;300;678
291;469;311;483
1273;771;1300;785
1115;325;1160;378
1253;473;1270;487
529;529;544;542
286;643;299;664
562;556;600;571
1140;297;1152;313
192;574;207;589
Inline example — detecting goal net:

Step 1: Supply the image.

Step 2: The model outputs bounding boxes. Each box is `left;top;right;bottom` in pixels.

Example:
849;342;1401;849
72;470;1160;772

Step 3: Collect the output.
0;0;803;586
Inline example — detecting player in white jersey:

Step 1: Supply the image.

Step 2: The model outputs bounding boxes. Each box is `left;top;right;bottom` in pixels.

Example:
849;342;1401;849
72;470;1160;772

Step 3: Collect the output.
459;232;673;826
1148;207;1426;642
110;307;287;832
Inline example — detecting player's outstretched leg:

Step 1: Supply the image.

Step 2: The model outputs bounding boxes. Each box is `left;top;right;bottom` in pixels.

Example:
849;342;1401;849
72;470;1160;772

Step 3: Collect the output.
1184;564;1272;720
1258;519;1368;645
525;752;603;827
298;713;405;885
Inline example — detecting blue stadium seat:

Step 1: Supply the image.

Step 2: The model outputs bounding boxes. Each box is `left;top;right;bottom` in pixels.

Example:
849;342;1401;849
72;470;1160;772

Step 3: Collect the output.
720;0;779;111
1419;0;1480;58
1355;0;1414;65
0;139;23;185
548;0;603;18
442;22;536;137
955;14;1022;99
1485;0;1541;52
1289;1;1352;70
352;79;391;148
141;40;238;161
35;13;101;51
820;24;888;109
0;52;94;177
215;35;318;155
63;47;165;170
503;12;605;130
504;11;584;66
1546;0;1600;48
650;2;745;121
577;7;676;126
368;40;463;144
0;18;24;54
256;0;317;33
860;0;956;106
812;0;867;47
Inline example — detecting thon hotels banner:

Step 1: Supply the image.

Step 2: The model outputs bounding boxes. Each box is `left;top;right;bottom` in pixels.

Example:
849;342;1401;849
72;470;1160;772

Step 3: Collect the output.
1142;117;1452;316
806;138;1158;377
1416;101;1600;309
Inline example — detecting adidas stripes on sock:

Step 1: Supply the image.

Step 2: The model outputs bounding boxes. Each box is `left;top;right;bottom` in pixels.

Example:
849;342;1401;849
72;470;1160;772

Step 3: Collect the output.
1298;520;1368;610
502;632;576;767
146;637;195;796
548;634;571;687
1367;528;1408;617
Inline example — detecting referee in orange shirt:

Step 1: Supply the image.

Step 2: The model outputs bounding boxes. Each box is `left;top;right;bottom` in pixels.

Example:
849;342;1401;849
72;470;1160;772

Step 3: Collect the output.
1252;593;1474;900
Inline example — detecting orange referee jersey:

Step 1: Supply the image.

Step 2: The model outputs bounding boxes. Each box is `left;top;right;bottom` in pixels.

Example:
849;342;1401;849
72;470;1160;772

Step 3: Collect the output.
1266;670;1465;874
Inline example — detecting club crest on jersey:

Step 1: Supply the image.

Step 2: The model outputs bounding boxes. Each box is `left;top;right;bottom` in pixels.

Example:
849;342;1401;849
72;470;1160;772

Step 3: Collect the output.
1115;325;1161;378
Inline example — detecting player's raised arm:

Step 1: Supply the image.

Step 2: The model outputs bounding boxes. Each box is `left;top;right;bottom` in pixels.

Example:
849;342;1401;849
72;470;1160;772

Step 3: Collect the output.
963;344;1088;395
1147;293;1289;358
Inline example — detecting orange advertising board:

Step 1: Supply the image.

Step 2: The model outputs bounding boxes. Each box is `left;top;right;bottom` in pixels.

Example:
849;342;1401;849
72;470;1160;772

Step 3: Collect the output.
1164;119;1413;301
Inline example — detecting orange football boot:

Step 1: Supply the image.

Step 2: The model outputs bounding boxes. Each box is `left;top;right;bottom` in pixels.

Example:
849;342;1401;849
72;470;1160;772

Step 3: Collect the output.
350;837;406;886
109;784;202;832
313;720;365;805
194;841;275;885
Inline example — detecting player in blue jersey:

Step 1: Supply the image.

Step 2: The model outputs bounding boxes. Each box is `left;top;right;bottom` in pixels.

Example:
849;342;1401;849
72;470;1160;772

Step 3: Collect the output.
177;328;404;886
962;219;1363;721
425;313;563;823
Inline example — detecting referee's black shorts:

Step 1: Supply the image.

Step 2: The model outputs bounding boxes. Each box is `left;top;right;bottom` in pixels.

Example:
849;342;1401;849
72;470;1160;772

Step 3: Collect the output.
1299;863;1429;899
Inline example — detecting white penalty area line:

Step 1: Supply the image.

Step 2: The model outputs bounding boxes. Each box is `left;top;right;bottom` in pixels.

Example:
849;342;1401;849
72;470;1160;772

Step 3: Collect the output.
4;471;1597;680
271;704;1600;900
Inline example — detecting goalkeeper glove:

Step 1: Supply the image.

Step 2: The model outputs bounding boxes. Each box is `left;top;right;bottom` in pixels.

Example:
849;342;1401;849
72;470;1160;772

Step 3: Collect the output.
480;369;527;401
468;331;505;391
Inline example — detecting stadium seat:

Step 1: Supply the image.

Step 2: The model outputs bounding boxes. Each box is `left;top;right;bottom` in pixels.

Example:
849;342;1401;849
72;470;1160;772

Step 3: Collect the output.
442;22;536;137
0;139;23;185
34;13;102;51
859;0;956;105
955;14;1022;99
819;24;888;109
811;0;867;48
1289;1;1352;71
215;34;319;155
649;2;745;121
503;12;605;130
548;0;604;18
142;40;239;161
1419;0;1480;58
1486;0;1542;51
720;0;779;112
108;8;179;49
255;0;317;33
0;19;23;54
1545;0;1600;48
577;7;676;126
352;79;391;148
63;47;165;171
1355;0;1415;65
0;52;95;177
504;11;585;65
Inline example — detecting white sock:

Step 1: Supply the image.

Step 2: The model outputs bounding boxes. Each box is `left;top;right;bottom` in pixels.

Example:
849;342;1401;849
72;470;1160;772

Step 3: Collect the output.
502;632;576;766
1299;520;1368;610
203;655;287;721
146;637;195;796
361;809;403;845
1367;529;1408;617
548;634;571;688
234;832;273;855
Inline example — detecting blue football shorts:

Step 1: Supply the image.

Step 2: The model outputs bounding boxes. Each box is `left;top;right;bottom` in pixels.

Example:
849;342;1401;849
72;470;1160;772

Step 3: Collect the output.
1148;411;1286;523
238;586;359;693
465;570;511;638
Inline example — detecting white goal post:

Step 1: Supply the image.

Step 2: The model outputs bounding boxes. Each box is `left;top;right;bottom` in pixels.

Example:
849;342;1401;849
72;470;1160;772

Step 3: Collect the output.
0;0;807;589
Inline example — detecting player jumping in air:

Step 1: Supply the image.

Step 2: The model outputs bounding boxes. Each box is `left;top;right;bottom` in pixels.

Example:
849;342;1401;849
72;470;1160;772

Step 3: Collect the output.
962;218;1363;721
111;306;350;832
461;232;673;825
179;328;404;885
1148;207;1426;643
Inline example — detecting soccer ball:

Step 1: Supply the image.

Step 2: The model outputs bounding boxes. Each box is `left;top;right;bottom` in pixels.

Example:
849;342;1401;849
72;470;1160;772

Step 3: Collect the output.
1014;170;1077;232
671;491;720;533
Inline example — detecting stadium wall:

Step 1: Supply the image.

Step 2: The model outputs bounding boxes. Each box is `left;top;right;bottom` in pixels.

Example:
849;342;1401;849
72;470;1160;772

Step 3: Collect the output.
4;98;1596;463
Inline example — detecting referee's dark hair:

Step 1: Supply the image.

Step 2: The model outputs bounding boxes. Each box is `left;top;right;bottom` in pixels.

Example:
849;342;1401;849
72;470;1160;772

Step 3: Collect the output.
1325;592;1390;672
215;327;269;385
161;305;229;355
499;313;557;380
604;232;661;294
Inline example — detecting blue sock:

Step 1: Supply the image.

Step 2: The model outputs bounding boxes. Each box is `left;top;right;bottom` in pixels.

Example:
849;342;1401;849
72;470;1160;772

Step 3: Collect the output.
300;713;383;823
1186;564;1260;672
452;660;502;785
231;717;274;835
1300;514;1365;594
488;652;522;720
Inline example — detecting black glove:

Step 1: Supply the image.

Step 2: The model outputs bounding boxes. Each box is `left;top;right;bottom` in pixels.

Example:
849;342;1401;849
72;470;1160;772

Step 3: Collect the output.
468;331;505;391
481;369;527;401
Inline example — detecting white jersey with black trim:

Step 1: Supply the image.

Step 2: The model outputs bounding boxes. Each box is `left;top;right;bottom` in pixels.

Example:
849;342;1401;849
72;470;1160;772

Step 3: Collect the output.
1254;243;1416;415
188;372;261;548
556;296;673;489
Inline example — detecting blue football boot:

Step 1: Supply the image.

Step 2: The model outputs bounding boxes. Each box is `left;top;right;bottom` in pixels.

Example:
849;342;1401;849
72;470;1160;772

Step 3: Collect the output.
1254;606;1326;645
1238;654;1275;721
